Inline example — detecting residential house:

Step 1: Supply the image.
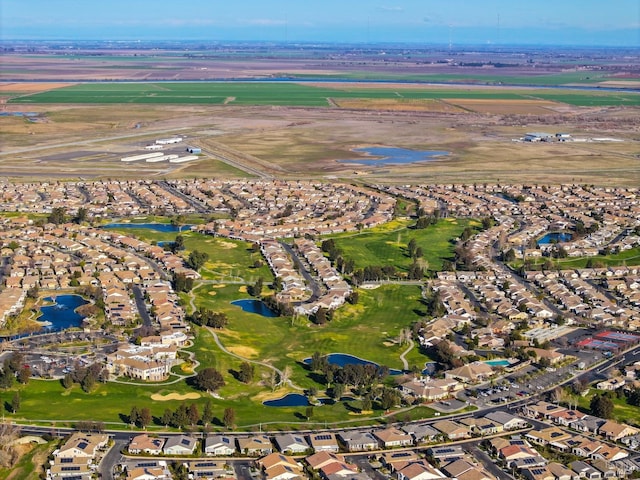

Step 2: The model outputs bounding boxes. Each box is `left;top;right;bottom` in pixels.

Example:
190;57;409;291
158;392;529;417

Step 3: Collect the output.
306;433;339;453
598;421;639;441
273;434;310;455
338;432;378;452
483;411;528;430
128;434;165;455
204;435;236;456
373;427;413;448
163;435;197;455
432;420;471;440
237;435;273;456
396;461;447;480
257;453;303;480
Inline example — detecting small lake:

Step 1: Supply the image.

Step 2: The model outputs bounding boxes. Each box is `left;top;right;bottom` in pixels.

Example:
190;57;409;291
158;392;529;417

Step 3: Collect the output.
103;223;192;233
39;295;89;330
337;147;450;166
157;241;176;247
0;112;39;117
263;393;309;407
537;232;573;245
231;299;278;317
304;353;402;375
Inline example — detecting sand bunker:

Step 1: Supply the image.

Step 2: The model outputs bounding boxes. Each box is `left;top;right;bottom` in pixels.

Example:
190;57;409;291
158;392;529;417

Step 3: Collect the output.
150;392;201;401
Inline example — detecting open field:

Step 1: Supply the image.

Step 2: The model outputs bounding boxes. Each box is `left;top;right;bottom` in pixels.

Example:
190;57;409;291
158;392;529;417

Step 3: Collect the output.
1;99;638;185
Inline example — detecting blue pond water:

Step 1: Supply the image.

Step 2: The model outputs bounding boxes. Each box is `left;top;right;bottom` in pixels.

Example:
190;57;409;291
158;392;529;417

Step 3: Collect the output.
103;223;192;232
231;299;278;317
338;147;450;166
0;112;39;117
537;232;573;245
263;393;309;407
303;353;402;375
39;295;89;330
157;241;176;247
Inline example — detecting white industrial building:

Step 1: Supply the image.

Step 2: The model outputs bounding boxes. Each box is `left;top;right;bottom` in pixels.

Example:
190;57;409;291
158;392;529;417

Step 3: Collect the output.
155;137;183;145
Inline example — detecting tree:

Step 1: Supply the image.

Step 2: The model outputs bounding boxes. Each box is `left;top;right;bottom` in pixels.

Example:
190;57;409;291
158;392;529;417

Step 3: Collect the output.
590;393;614;419
129;406;140;426
17;367;30;384
187;403;200;426
161;408;173;428
194;368;225;392
202;400;214;426
138;407;152;429
361;395;372;412
186;250;209;271
47;207;67;225
238;362;255;384
173;235;186;252
331;383;345;400
248;277;264;297
305;406;314;420
61;373;74;389
173;273;194;293
10;392;20;413
407;238;418;258
223;408;236;429
74;207;88;224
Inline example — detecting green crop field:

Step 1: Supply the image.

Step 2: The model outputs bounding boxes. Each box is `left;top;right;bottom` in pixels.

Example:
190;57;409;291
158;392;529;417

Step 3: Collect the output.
9;81;640;107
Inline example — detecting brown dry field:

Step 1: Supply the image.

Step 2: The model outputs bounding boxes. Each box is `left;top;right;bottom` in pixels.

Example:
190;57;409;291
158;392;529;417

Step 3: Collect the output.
0;82;76;93
333;98;463;113
446;98;563;115
0;103;638;186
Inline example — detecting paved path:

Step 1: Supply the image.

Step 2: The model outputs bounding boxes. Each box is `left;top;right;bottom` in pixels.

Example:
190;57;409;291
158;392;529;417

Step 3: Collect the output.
399;339;414;370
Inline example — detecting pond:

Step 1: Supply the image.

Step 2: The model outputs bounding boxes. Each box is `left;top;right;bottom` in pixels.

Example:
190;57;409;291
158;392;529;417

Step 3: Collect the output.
231;299;278;317
304;353;403;375
263;393;309;407
537;232;573;245
103;223;192;233
337;147;450;167
39;295;89;330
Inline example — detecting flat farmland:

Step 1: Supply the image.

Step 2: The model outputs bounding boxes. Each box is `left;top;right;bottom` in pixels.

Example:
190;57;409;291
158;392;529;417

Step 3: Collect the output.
8;81;640;107
446;98;562;114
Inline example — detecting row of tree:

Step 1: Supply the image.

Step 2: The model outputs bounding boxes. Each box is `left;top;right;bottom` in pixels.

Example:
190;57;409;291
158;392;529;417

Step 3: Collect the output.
188;308;229;329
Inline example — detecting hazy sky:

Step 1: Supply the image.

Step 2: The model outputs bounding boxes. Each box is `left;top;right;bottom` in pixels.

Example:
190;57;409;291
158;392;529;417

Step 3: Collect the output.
2;0;639;46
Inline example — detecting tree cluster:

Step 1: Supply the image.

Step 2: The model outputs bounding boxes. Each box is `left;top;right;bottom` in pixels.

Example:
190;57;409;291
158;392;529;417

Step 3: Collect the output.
193;367;225;392
188;308;229;329
247;277;263;297
172;273;194;293
186;250;209;271
308;352;390;392
414;215;438;229
262;295;292;316
0;352;30;389
61;362;108;393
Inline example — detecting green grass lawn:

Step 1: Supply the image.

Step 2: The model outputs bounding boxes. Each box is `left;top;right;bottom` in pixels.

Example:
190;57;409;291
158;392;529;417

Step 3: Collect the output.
577;391;640;426
512;246;640;270
9;82;639;107
3;219;440;429
332;218;480;272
